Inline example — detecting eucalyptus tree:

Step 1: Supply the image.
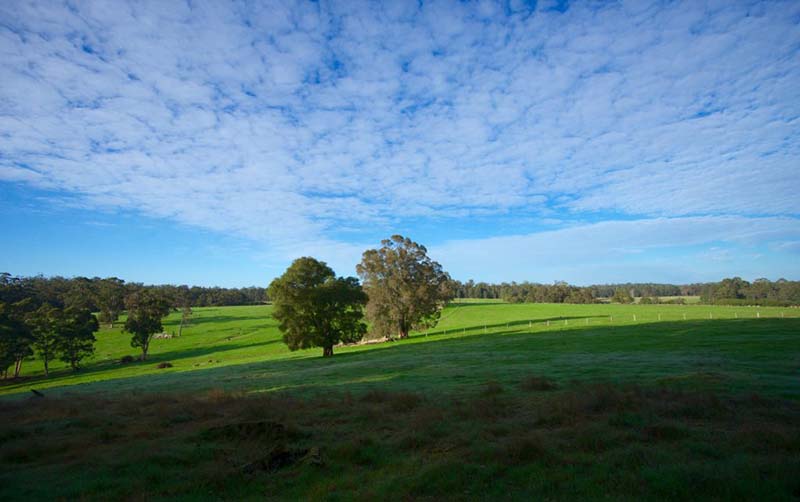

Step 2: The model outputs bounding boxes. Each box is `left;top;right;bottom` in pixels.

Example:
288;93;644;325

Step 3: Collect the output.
0;301;33;378
124;290;171;360
95;277;126;328
27;304;61;377
56;307;99;371
357;235;452;340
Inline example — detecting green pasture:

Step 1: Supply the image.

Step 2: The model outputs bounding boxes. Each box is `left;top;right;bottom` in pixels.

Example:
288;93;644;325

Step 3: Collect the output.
2;301;798;400
2;300;800;500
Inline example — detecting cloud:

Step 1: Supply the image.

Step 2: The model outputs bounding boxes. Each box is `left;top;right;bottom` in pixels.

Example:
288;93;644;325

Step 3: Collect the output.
0;0;798;265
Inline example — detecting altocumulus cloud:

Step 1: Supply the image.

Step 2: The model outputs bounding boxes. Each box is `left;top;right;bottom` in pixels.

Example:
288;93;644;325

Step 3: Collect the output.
0;0;798;280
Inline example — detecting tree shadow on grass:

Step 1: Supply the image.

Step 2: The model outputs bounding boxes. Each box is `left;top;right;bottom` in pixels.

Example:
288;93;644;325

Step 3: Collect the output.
2;318;798;401
444;301;506;308
422;316;596;338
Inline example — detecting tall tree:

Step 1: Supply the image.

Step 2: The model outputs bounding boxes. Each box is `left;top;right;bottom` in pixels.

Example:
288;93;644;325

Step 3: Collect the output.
95;277;126;328
27;304;61;377
63;277;97;311
56;307;98;371
0;301;33;379
357;235;452;340
173;286;193;337
269;257;367;357
123;290;171;360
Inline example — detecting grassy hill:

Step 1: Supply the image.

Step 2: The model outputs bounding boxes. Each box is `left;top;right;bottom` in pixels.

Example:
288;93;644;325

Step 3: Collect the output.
2;301;798;399
2;301;799;500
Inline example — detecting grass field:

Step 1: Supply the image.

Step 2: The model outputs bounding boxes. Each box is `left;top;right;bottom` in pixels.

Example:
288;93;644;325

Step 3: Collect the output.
2;301;797;399
2;301;799;500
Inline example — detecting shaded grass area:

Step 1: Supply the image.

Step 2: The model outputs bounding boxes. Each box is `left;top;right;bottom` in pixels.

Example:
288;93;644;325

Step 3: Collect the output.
2;382;799;500
3;317;799;401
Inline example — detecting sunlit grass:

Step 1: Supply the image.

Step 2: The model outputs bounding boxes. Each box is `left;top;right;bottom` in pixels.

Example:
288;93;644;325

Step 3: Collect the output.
2;301;798;399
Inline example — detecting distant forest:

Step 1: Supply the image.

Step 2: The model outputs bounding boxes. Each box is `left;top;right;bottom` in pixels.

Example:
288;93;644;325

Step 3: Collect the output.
452;278;800;306
2;273;799;310
0;273;267;311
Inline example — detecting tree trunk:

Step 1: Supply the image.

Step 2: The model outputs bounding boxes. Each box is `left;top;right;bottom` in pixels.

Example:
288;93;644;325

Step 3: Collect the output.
322;345;334;357
43;358;49;378
397;318;409;339
179;318;184;337
14;358;23;378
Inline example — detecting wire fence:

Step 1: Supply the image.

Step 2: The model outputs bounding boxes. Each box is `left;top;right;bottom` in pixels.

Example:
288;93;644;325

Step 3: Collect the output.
420;309;798;338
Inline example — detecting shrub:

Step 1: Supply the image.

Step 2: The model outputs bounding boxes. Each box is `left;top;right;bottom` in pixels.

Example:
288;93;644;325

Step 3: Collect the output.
156;362;173;369
119;355;135;364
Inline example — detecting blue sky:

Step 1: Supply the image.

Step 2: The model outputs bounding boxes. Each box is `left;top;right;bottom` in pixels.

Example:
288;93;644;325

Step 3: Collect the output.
1;0;799;287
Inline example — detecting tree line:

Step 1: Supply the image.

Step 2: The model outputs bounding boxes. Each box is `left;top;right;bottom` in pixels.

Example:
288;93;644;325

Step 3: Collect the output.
450;279;799;305
450;280;699;302
0;274;267;313
699;277;800;306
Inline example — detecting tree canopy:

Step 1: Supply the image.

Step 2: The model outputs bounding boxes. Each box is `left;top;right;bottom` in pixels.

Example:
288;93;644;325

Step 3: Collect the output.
0;301;33;379
268;257;367;357
27;304;61;377
124;290;171;360
56;307;99;371
611;289;634;304
356;235;452;340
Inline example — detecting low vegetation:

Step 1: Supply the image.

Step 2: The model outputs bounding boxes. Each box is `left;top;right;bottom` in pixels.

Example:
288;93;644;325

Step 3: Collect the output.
2;380;798;500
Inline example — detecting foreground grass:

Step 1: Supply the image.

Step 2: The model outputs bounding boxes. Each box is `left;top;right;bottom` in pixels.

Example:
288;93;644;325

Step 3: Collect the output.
2;383;798;500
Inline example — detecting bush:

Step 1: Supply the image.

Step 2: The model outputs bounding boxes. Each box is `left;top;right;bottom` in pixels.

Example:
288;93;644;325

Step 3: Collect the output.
119;355;135;364
156;362;173;369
